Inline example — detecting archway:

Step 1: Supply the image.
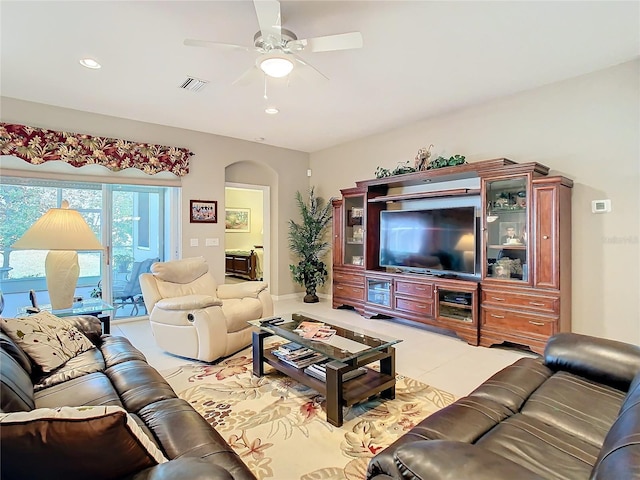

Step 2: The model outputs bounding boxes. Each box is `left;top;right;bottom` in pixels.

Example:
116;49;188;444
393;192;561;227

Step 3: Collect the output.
224;161;276;291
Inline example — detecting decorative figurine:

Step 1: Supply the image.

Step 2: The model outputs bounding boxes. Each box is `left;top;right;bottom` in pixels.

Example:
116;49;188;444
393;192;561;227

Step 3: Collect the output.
414;144;434;171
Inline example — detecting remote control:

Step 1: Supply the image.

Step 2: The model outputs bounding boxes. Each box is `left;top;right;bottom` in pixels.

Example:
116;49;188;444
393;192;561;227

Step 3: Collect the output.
260;316;282;325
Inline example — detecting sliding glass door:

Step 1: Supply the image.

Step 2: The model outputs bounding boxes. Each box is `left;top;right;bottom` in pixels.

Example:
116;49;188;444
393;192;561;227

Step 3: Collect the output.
0;178;179;319
107;186;167;318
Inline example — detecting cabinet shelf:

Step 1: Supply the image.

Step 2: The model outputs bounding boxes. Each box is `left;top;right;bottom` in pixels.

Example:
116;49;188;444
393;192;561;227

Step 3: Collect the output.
368;188;480;204
440;301;472;310
488;244;526;250
491;207;527;213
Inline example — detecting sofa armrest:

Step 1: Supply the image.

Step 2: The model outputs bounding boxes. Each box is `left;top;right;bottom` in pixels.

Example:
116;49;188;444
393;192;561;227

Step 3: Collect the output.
544;333;640;390
385;440;544;480
129;457;236;480
156;295;222;310
217;281;268;300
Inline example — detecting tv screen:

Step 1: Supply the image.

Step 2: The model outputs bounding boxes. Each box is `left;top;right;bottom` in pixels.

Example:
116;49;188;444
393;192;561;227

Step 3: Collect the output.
379;207;477;276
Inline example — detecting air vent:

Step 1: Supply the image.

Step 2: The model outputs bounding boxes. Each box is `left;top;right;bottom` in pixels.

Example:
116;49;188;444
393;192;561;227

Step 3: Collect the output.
179;77;209;92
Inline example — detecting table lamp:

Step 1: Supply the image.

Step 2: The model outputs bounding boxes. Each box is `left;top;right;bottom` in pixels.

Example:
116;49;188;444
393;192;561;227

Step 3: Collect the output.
12;200;103;310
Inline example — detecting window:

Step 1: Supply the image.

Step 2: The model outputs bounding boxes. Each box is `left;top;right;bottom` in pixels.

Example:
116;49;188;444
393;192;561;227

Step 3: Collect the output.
137;192;150;249
0;177;179;319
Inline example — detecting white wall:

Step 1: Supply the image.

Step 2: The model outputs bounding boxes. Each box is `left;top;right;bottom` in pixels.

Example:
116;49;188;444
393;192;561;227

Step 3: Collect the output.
0;98;310;296
311;60;640;344
224;187;263;250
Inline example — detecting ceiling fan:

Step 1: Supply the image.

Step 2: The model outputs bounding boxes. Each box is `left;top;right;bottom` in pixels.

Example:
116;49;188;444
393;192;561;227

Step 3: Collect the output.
184;0;363;85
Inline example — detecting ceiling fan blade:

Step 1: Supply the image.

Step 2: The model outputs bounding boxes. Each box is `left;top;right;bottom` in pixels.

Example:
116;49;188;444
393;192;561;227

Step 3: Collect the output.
232;65;263;86
253;0;282;45
184;38;251;52
292;54;329;83
289;32;363;53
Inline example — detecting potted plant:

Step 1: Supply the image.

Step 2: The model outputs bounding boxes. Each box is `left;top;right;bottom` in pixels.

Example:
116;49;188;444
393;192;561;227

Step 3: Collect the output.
113;253;133;273
288;188;333;303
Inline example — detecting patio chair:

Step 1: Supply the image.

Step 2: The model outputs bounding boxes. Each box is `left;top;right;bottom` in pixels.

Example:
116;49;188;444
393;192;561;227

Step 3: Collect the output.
113;257;158;317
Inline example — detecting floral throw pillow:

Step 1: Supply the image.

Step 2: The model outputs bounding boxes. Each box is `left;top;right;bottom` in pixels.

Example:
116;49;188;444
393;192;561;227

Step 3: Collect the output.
1;311;95;372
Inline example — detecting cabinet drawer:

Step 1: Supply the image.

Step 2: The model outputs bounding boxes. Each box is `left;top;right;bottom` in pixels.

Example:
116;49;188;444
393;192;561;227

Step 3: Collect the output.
334;271;364;285
482;308;555;337
395;281;433;299
482;289;559;314
395;297;434;317
333;284;365;301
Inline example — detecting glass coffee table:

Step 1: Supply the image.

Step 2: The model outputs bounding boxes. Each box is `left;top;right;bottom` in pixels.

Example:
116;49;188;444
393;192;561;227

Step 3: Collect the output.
18;299;114;334
249;311;401;427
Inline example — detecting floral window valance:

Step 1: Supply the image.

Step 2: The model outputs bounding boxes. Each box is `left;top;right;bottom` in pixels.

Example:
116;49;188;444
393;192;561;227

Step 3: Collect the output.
0;123;192;176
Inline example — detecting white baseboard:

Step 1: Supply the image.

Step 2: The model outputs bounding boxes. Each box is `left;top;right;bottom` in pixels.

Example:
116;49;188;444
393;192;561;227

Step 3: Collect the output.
271;292;331;301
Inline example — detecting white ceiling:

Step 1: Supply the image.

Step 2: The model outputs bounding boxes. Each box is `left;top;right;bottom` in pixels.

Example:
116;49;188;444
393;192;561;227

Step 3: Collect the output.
1;1;638;153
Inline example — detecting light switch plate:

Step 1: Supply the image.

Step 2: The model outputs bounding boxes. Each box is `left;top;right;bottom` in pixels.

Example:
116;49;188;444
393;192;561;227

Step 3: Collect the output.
206;238;219;246
190;238;199;247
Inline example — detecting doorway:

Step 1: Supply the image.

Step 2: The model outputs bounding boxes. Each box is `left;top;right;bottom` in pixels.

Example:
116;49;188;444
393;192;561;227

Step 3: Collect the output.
224;183;270;286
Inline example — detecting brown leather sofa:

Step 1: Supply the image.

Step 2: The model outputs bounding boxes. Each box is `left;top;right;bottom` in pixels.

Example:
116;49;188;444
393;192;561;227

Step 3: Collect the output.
367;333;640;480
0;315;256;480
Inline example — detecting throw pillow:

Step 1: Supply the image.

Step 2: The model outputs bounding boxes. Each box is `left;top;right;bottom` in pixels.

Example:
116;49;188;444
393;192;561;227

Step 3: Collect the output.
0;405;167;480
1;311;95;372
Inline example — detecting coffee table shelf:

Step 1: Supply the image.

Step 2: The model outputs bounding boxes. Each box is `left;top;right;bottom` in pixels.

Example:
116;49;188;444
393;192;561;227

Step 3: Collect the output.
261;347;396;407
251;312;400;427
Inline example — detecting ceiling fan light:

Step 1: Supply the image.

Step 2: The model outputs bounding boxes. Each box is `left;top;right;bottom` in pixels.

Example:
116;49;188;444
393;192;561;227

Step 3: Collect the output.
258;54;294;78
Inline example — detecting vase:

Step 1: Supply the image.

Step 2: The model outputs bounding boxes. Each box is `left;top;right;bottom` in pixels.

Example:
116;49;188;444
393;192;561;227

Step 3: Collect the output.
304;285;319;303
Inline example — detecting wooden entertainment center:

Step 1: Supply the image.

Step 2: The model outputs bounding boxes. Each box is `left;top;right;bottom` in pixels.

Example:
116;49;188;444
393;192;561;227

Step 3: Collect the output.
332;158;572;354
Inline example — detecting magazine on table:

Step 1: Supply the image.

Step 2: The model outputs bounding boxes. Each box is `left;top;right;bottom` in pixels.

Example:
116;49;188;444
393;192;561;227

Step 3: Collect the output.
294;321;337;342
272;344;328;368
278;352;327;369
303;362;368;382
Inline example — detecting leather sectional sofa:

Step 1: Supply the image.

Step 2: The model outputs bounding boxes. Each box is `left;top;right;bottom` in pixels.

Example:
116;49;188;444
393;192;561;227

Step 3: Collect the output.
367;332;640;480
1;315;256;480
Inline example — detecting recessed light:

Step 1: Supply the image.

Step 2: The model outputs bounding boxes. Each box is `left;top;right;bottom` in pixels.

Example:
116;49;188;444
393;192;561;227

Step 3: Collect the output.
265;107;279;115
79;58;101;69
255;137;265;142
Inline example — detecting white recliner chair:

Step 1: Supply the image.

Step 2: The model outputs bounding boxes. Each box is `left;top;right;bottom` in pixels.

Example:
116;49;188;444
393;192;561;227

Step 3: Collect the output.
139;256;273;362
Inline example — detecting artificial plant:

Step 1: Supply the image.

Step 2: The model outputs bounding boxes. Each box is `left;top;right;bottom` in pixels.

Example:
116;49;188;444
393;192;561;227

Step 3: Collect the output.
288;187;333;303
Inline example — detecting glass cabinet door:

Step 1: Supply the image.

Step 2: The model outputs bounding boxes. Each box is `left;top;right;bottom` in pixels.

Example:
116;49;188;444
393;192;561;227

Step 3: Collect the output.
343;196;365;267
367;278;391;307
485;177;529;282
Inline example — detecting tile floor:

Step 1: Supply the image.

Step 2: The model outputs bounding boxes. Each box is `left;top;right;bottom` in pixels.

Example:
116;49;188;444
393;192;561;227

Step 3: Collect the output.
112;296;536;398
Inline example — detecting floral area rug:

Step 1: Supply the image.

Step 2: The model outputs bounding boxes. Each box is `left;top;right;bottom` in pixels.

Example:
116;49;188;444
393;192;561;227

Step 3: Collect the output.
161;347;455;480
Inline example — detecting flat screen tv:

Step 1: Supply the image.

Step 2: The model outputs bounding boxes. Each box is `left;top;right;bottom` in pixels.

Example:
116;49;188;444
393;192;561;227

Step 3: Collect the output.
379;206;478;277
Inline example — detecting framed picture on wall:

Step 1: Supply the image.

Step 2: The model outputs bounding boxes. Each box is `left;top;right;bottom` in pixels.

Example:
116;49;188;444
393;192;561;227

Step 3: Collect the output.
225;208;250;232
190;200;217;223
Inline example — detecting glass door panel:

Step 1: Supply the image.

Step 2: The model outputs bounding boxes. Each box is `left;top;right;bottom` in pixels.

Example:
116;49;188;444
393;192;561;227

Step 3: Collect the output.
485;177;529;282
108;186;165;319
367;277;391;307
343;195;364;267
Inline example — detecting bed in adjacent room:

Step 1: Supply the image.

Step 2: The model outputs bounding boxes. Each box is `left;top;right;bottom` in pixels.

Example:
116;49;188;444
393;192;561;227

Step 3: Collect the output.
225;247;263;280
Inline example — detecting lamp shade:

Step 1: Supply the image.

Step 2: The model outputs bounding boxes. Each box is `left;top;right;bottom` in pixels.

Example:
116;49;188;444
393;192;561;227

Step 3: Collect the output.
12;201;102;251
454;233;475;252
